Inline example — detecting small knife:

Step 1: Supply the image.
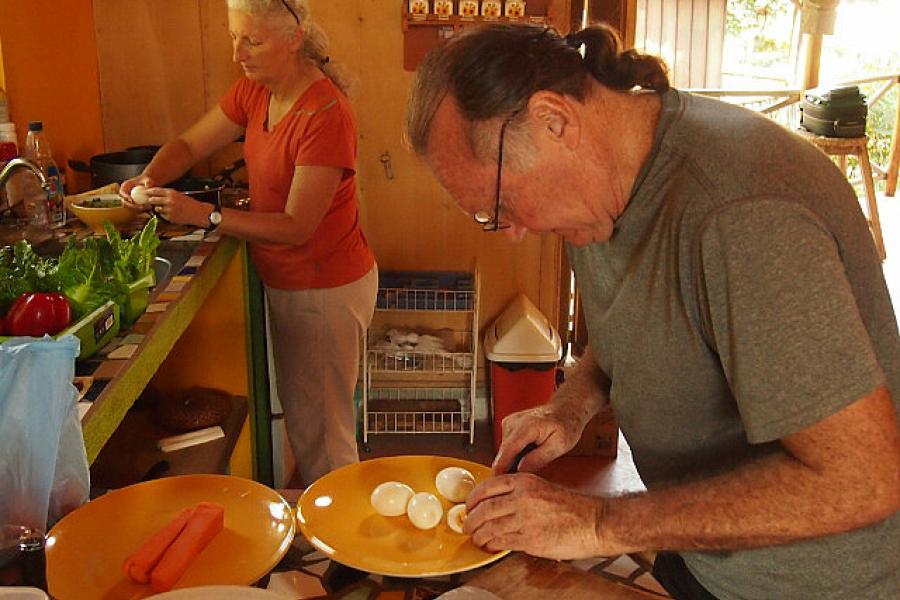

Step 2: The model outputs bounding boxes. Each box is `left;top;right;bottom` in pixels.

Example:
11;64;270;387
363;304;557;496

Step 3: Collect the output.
506;442;539;474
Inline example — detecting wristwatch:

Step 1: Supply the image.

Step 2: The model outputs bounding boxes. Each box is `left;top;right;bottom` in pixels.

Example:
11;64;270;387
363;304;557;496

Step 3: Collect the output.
207;208;223;230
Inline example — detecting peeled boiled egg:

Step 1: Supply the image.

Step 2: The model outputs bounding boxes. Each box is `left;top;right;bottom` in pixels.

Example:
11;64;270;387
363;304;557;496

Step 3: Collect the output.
370;481;414;517
435;466;475;503
406;492;443;530
130;184;151;205
447;504;467;534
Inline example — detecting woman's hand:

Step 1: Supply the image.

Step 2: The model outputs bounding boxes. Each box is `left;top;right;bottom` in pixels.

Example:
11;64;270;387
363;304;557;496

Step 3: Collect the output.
119;174;156;210
464;473;624;559
145;188;212;227
492;402;587;475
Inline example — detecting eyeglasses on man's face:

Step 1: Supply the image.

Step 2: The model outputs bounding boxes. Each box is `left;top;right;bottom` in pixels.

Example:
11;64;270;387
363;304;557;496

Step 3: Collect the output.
472;115;516;232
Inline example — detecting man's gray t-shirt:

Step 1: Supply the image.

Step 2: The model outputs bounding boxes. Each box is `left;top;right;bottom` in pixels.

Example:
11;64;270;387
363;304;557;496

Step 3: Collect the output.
568;90;899;599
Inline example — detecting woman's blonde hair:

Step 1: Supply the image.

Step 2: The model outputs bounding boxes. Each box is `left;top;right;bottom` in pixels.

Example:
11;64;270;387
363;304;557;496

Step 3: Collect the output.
226;0;353;94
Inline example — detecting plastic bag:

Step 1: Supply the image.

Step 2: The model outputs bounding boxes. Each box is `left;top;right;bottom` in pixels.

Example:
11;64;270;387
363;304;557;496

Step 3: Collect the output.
0;336;89;530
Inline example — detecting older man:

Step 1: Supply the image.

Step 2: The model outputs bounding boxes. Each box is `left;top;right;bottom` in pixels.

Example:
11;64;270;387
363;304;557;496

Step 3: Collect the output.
405;23;899;600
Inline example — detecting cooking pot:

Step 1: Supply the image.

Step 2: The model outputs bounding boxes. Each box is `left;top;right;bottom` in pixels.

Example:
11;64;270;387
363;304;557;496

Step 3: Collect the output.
171;177;225;205
171;159;245;206
69;146;161;188
70;149;244;207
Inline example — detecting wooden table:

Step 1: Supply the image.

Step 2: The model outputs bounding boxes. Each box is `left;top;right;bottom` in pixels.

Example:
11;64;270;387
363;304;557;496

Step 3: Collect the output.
467;553;658;599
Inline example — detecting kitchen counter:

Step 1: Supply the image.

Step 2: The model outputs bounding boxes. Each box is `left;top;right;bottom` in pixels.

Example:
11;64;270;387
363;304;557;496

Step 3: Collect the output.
73;232;242;463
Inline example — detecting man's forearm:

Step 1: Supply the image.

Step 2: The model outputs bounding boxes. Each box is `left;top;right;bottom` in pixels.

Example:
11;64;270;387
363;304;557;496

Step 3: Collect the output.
597;389;899;554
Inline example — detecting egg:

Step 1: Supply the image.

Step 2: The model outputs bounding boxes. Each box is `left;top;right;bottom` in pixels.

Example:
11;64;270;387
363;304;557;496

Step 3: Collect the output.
370;481;414;517
406;492;443;530
447;504;467;534
435;466;475;503
130;184;151;205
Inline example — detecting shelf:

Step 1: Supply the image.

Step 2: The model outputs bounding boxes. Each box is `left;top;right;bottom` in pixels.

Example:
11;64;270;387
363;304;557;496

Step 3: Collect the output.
401;0;552;70
377;287;475;312
363;265;479;447
368;411;469;433
367;329;474;373
404;15;549;29
367;349;474;373
366;387;472;433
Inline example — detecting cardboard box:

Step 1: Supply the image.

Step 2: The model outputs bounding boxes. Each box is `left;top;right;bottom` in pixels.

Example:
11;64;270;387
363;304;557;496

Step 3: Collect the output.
567;404;619;458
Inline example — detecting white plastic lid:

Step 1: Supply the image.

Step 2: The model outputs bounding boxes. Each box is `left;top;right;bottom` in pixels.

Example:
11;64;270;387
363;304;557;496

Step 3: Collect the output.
483;294;563;363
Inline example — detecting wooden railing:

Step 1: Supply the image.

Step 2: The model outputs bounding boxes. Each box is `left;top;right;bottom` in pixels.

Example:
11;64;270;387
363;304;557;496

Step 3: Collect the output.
690;72;900;196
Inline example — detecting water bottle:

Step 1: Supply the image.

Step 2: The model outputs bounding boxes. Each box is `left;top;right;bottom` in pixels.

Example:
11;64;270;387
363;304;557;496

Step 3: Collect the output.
23;121;65;227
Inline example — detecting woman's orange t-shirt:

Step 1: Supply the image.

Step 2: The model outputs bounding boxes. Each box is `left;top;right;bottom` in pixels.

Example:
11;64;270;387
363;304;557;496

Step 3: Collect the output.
219;76;374;289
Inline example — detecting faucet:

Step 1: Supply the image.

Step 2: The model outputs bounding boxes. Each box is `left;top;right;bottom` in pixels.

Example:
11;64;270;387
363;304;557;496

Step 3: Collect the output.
0;158;52;191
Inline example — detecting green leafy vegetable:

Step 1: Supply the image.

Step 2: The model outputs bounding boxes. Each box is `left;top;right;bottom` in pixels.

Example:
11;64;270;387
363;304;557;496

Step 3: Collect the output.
0;241;62;314
1;217;160;320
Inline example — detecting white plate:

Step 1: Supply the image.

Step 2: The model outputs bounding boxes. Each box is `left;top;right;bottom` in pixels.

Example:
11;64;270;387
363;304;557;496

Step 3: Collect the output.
147;586;293;599
0;589;49;600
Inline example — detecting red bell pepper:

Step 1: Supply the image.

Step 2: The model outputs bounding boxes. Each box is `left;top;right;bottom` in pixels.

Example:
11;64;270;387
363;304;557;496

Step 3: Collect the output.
4;292;72;337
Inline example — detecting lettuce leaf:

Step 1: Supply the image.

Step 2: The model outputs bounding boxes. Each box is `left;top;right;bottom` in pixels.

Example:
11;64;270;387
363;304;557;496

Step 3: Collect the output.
2;217;160;320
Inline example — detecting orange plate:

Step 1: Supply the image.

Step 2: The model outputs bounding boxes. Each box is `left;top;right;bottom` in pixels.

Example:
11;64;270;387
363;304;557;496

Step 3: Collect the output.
46;475;295;600
297;455;509;578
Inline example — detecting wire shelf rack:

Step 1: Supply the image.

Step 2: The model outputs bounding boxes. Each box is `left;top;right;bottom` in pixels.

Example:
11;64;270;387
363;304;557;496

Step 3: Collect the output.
362;268;479;450
377;287;475;312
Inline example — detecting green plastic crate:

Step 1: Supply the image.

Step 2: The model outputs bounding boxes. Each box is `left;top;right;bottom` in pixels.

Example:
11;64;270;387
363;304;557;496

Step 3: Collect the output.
0;300;120;360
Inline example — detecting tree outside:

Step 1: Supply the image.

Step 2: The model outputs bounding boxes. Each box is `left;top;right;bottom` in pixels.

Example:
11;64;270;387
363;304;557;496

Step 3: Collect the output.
722;0;899;189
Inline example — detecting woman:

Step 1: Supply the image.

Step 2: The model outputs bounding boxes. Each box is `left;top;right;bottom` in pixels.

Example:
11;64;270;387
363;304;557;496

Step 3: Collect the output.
122;0;377;487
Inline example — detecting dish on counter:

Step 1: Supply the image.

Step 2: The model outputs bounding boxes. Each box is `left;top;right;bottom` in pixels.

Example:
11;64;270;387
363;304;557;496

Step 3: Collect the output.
297;455;509;578
46;475;295;600
67;193;138;233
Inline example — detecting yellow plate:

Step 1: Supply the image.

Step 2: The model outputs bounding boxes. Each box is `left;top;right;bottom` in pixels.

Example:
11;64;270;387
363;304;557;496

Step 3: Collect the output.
297;455;509;578
46;475;295;600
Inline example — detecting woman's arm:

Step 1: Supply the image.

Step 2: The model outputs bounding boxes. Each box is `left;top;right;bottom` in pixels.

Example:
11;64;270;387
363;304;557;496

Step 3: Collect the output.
214;164;342;245
145;163;343;246
121;106;244;196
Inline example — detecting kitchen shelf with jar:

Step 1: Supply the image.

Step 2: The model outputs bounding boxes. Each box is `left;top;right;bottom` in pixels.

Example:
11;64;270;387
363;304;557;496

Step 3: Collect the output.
401;1;552;70
361;267;480;450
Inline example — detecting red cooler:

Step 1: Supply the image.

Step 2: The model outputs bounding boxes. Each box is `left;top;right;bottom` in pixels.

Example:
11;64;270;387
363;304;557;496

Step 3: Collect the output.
483;295;563;451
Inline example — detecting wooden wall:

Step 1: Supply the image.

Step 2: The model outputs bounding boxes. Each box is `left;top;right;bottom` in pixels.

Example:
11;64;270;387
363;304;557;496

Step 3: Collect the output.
633;0;725;87
0;0;105;192
92;0;244;178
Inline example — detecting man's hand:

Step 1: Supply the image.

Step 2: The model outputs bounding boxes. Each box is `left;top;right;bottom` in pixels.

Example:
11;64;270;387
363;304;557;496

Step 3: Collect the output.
491;404;586;475
464;473;625;559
